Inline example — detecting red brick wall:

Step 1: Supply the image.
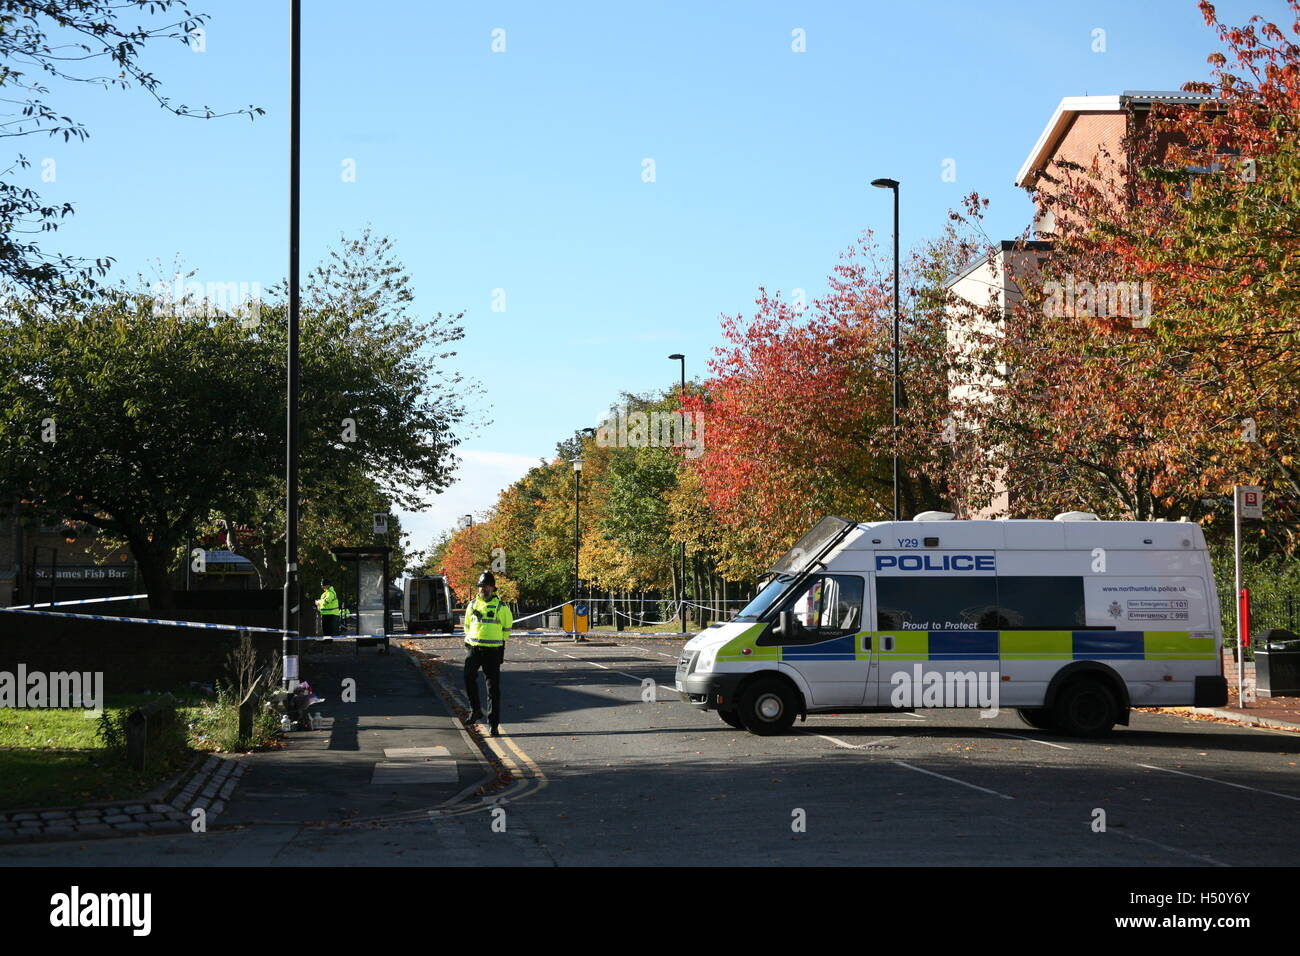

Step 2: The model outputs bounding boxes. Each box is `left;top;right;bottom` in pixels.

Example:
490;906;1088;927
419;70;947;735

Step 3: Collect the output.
1034;111;1129;232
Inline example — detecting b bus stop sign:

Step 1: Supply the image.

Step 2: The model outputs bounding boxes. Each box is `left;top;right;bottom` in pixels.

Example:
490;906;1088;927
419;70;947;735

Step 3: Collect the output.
330;546;391;655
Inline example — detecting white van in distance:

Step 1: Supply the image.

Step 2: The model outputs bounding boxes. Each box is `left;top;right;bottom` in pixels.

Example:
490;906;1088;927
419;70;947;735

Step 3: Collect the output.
676;513;1227;736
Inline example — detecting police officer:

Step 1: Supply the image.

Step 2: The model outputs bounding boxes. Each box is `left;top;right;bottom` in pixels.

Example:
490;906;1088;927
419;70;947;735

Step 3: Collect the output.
316;581;341;637
463;570;513;737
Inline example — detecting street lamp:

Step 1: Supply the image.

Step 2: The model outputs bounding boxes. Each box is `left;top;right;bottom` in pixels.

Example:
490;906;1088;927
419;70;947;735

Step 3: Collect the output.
870;177;901;521
283;0;303;689
568;426;598;642
668;353;687;634
572;455;582;641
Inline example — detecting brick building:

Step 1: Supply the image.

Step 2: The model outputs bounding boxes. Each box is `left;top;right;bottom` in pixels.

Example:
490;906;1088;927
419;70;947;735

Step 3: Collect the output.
0;510;139;607
945;91;1213;517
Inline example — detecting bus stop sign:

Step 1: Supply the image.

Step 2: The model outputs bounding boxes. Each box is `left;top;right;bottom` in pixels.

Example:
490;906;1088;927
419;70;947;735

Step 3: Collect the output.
1239;486;1263;519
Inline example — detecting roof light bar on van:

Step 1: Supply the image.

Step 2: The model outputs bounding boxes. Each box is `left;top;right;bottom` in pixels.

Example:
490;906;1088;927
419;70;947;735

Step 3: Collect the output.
914;511;956;521
1053;511;1099;521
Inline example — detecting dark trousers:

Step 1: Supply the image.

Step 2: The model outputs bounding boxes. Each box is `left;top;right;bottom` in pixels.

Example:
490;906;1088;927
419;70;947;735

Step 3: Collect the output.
463;644;504;726
322;613;339;636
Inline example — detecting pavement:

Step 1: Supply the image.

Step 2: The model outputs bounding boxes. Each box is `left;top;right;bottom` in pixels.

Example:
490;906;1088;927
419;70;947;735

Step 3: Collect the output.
1166;653;1300;733
2;633;1297;866
0;639;550;865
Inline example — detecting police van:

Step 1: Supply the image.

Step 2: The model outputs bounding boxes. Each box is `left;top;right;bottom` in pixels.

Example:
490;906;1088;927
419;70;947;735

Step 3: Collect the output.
675;513;1227;736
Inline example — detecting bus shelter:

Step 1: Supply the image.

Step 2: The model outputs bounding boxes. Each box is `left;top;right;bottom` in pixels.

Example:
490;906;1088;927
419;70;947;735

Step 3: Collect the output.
330;546;391;655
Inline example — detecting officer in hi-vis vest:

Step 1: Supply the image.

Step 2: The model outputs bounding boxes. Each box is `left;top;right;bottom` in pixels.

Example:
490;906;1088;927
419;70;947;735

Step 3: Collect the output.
316;581;341;637
463;570;513;736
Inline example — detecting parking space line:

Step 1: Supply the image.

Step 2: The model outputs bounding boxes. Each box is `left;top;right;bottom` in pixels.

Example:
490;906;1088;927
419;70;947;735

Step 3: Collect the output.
986;731;1072;750
893;760;1015;799
564;654;609;668
1137;763;1300;802
523;642;678;699
806;732;898;750
1102;827;1229;867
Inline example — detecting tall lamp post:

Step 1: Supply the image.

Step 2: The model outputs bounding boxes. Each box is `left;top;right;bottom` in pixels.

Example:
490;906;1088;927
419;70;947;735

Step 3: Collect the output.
668;353;687;634
283;0;303;689
572;455;582;640
571;427;596;641
870;178;901;521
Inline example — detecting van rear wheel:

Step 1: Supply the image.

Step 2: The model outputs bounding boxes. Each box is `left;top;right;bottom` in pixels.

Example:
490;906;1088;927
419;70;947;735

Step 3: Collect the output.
738;678;798;736
1052;678;1119;737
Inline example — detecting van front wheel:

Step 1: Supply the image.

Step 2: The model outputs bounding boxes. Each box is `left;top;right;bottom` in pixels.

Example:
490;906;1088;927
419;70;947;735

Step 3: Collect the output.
1017;707;1058;732
718;709;745;730
1052;678;1119;737
738;678;798;736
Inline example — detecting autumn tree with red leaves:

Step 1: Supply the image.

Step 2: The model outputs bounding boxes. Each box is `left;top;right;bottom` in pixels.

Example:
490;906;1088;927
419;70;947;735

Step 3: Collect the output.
976;0;1300;547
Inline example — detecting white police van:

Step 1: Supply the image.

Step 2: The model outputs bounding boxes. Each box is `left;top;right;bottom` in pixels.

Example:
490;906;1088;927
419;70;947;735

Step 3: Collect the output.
676;513;1227;736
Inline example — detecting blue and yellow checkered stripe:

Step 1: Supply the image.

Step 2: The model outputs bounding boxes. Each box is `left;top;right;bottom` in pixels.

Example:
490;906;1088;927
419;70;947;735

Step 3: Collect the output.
874;630;1215;662
716;627;1215;663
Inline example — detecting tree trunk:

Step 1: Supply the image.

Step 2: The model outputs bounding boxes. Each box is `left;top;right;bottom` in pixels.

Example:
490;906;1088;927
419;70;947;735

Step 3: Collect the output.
133;543;177;609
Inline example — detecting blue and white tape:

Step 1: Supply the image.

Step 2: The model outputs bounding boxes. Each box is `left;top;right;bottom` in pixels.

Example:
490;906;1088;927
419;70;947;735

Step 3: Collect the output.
11;593;149;610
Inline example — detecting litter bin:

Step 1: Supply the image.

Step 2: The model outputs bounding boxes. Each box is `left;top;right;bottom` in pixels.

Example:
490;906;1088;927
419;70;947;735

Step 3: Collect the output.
1255;629;1300;697
546;612;562;629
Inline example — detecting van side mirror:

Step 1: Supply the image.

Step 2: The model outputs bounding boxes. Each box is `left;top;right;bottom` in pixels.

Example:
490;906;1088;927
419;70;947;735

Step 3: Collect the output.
773;609;794;638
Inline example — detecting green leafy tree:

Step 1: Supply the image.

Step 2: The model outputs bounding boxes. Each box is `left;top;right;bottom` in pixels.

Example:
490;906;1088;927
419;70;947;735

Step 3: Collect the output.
0;1;261;296
0;233;472;606
0;290;279;604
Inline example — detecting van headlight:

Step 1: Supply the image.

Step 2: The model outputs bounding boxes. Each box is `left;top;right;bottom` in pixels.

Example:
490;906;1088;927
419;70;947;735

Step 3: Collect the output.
695;648;716;673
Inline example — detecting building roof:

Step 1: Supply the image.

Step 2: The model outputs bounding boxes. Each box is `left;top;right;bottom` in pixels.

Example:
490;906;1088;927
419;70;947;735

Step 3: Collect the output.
1014;90;1216;188
944;239;1053;289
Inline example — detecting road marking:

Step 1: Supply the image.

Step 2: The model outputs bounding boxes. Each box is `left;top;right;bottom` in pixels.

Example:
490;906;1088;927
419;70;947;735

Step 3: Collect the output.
564;653;609;669
1102;827;1229;867
499;732;547;791
1137;763;1300;802
986;731;1072;750
892;760;1015;800
371;761;458;784
383;746;452;759
806;732;898;750
540;648;678;697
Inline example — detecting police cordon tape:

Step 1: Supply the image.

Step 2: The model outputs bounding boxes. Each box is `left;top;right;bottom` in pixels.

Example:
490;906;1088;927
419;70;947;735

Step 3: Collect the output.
509;599;575;626
613;604;683;626
0;606;387;640
0;598;703;637
10;593;149;610
1;604;567;640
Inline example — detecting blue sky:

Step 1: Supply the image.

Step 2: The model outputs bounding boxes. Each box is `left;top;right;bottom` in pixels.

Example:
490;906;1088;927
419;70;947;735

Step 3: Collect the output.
30;0;1279;553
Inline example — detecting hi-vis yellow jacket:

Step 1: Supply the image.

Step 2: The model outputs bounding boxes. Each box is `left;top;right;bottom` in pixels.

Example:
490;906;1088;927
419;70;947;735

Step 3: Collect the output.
465;595;513;647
